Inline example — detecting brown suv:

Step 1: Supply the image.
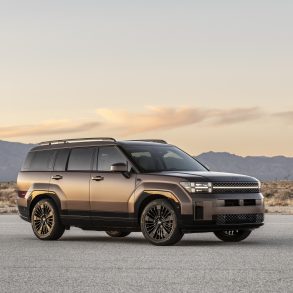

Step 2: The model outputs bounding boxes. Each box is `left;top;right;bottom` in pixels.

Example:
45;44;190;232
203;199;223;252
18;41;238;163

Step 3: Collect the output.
17;138;264;245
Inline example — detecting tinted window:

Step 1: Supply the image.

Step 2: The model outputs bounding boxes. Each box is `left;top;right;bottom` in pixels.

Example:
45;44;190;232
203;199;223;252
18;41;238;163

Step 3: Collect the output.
67;148;94;171
98;147;127;171
122;145;207;172
163;151;188;170
54;149;70;171
21;152;34;171
28;150;55;171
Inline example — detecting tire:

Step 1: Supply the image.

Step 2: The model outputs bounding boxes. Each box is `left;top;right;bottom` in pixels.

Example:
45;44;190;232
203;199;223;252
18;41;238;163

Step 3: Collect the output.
214;229;252;242
140;199;184;246
31;198;65;240
105;231;131;238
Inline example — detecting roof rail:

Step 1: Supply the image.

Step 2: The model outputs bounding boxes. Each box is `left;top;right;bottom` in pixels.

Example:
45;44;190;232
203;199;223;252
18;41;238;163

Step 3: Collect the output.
128;139;168;144
38;137;116;145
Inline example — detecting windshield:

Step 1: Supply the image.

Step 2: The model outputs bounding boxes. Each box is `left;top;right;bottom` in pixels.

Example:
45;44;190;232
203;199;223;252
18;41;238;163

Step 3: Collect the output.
122;145;207;173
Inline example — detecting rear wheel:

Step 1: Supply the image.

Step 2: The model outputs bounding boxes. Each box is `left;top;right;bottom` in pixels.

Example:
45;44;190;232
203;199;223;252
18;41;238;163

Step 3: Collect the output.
105;231;131;238
140;199;184;246
214;229;252;242
31;199;65;240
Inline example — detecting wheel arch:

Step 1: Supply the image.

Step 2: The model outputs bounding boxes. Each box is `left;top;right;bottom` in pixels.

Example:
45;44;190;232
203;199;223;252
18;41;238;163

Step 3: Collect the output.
28;191;62;220
135;191;181;223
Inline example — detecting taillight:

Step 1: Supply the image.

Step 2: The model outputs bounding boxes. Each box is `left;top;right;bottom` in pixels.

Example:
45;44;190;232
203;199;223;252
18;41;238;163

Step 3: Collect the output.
18;191;27;198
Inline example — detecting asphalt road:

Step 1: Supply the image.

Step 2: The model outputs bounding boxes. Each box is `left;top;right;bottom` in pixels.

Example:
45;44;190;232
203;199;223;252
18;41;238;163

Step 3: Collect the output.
0;215;292;293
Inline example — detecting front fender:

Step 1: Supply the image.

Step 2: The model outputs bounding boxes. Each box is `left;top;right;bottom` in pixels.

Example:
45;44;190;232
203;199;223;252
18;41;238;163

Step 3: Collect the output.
131;182;193;216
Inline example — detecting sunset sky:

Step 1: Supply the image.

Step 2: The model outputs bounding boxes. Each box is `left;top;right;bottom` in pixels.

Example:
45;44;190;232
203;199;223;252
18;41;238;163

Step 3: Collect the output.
0;1;292;156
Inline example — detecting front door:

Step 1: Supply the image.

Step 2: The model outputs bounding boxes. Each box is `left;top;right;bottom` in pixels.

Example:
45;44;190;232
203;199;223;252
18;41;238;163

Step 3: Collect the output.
90;146;136;224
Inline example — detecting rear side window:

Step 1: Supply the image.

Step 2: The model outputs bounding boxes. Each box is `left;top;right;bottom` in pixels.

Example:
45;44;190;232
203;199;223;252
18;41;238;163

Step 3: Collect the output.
98;146;128;171
67;148;95;171
23;150;55;171
21;152;34;171
54;149;70;171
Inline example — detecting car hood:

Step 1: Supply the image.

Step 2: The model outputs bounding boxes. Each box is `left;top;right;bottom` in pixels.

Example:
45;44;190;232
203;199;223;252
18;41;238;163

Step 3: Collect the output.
150;171;258;183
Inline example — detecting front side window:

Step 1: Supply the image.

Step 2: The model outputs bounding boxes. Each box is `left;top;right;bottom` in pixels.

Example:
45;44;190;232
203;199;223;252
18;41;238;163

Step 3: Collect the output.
67;148;95;171
122;145;207;173
98;146;128;172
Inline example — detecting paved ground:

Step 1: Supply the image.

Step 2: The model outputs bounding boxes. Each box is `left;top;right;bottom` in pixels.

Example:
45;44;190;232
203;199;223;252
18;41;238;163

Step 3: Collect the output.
0;215;292;293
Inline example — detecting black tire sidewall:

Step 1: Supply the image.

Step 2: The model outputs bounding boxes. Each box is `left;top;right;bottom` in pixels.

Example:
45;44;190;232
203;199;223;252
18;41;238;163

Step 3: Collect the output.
214;229;252;242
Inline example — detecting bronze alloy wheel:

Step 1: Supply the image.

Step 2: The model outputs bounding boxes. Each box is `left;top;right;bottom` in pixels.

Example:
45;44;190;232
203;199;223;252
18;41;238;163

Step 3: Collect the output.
141;199;183;246
105;231;131;237
214;229;252;242
31;199;65;240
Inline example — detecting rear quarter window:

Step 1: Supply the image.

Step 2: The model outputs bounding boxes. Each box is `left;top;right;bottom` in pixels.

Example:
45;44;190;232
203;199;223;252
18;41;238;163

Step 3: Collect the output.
22;150;56;171
21;152;34;171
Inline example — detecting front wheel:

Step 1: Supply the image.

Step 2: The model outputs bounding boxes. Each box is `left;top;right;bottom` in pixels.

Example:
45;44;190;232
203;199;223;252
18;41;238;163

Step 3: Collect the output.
214;229;252;242
105;231;131;238
140;199;184;246
31;199;65;240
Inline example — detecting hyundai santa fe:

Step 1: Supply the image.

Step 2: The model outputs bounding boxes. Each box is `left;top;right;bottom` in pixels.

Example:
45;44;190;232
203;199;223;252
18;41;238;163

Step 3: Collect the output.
17;138;264;245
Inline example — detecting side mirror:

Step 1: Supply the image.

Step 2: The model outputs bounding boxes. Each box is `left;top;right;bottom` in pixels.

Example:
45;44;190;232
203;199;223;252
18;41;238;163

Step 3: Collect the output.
110;162;128;172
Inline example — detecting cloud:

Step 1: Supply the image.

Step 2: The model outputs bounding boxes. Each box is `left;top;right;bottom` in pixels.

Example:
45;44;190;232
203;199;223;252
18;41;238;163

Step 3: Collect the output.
0;106;280;139
273;111;293;123
0;120;100;138
97;107;209;135
209;107;262;125
96;106;263;135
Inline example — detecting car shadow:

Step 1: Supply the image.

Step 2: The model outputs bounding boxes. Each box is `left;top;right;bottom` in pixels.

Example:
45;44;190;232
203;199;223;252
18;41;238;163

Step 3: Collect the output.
58;234;265;247
177;239;263;247
60;235;147;244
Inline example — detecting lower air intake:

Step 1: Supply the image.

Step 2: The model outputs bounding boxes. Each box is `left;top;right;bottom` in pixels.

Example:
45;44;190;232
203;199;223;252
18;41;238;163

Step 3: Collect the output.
214;213;264;225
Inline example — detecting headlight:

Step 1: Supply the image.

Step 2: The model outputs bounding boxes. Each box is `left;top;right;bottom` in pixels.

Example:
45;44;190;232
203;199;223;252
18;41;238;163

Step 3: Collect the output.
180;182;213;193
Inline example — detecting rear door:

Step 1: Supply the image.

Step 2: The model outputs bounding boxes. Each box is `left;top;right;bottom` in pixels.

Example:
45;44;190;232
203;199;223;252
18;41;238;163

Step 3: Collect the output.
50;147;95;219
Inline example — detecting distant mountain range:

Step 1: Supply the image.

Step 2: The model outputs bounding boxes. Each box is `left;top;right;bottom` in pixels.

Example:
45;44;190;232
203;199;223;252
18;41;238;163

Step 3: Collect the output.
0;140;35;182
195;152;293;181
0;140;292;181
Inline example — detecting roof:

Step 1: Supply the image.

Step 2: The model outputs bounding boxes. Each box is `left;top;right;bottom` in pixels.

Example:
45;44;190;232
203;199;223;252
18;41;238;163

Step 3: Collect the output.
30;138;169;151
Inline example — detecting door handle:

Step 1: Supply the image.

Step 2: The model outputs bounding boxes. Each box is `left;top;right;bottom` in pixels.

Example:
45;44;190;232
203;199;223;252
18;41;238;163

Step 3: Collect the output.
91;176;104;181
51;175;63;180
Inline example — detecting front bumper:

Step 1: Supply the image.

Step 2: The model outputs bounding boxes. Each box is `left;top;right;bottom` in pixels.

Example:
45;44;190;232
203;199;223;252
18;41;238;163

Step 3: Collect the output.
181;192;265;232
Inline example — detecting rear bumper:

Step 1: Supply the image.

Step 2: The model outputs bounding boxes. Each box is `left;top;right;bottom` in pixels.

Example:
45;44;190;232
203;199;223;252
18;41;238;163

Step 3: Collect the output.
17;198;30;222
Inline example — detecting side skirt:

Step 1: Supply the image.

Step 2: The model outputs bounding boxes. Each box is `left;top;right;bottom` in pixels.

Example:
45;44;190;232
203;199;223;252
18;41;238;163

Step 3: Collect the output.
60;210;140;231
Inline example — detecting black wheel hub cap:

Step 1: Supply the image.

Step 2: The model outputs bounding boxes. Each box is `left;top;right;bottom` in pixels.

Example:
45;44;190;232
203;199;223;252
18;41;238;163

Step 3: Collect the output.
144;205;175;240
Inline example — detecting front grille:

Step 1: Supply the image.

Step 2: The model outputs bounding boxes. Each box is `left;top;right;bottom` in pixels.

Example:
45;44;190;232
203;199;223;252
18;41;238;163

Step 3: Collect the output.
213;213;264;225
212;182;260;193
